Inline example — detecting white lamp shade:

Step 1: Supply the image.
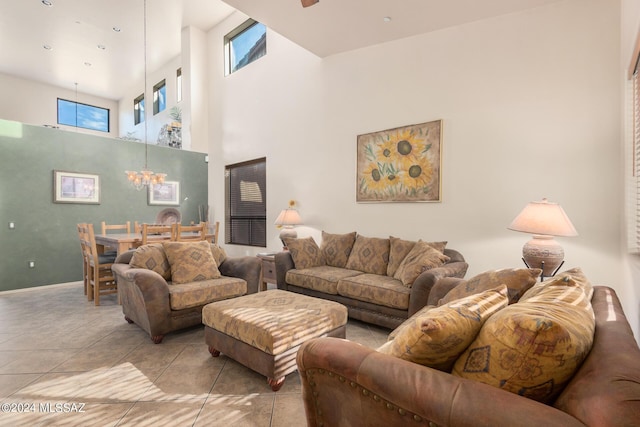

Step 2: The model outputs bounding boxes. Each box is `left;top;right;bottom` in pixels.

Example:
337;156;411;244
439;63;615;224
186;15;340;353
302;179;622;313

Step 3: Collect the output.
508;198;577;237
274;209;303;227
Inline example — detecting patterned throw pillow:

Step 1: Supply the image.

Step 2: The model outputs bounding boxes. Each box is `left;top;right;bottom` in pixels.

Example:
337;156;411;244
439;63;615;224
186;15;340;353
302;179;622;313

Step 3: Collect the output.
452;276;595;404
320;231;357;268
387;237;446;277
129;243;171;281
393;241;450;287
210;244;227;266
521;267;593;301
439;268;542;305
163;241;221;284
345;235;390;275
284;237;326;269
378;285;508;371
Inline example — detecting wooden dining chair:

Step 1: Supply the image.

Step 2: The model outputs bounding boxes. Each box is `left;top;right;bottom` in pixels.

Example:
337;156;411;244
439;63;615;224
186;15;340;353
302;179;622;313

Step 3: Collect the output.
78;223;118;306
101;221;131;234
141;223;177;245
211;221;220;245
175;222;207;242
76;224;89;295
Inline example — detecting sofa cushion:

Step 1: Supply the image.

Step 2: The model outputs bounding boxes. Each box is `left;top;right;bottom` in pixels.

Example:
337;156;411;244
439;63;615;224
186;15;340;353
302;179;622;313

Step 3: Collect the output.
440;267;541;305
168;276;247;310
386;237;447;277
163;241;221;284
286;266;363;295
284;237;326;269
337;274;411;310
320;231;357;268
345;235;390;275
452;275;595;404
378;285;508;371
210;244;227;267
129;243;171;280
393;241;450;287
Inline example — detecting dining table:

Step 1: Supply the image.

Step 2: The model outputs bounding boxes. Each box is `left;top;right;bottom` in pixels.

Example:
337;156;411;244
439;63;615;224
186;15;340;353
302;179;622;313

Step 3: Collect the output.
95;232;215;255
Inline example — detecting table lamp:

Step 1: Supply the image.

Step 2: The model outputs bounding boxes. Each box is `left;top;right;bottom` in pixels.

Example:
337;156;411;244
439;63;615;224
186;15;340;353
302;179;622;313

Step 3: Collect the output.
508;198;578;280
274;208;303;249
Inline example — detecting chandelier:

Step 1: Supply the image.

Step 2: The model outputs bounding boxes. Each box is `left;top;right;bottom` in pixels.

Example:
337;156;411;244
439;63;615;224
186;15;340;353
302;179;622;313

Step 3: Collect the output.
125;0;167;190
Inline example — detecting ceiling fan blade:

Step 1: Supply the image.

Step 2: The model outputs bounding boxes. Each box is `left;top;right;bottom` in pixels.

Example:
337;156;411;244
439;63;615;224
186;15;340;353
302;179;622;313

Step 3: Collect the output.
301;0;319;7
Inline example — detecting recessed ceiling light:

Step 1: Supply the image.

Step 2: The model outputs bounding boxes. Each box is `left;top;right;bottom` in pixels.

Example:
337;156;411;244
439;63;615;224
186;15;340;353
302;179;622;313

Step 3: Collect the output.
43;44;52;50
112;26;121;33
84;62;92;67
383;16;392;23
97;44;106;50
41;0;53;6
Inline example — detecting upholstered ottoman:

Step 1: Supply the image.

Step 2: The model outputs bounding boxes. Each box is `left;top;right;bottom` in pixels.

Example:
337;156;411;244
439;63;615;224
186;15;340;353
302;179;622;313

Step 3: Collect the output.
202;289;348;391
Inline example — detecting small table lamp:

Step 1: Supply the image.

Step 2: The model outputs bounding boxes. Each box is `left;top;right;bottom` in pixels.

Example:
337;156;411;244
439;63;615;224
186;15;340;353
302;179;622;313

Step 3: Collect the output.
274;208;303;249
508;198;578;280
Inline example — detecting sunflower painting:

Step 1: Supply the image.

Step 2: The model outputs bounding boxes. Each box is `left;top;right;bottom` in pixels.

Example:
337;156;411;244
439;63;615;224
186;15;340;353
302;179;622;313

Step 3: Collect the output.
356;120;442;202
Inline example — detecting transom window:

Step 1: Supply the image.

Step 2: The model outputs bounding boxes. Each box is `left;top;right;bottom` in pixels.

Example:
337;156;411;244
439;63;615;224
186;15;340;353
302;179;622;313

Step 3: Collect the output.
57;98;109;132
224;19;267;75
225;158;266;247
134;94;145;125
153;79;166;115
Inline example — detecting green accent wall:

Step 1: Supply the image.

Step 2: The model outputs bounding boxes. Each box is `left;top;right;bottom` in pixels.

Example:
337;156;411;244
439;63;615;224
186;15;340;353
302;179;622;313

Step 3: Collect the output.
0;119;208;291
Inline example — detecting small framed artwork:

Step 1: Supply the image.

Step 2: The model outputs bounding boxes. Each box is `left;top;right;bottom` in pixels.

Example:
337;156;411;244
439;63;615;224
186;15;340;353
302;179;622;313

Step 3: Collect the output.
148;181;180;206
356;119;442;203
53;170;100;204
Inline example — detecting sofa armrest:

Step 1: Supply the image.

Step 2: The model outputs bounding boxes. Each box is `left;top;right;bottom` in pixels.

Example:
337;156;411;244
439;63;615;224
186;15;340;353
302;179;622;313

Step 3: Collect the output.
297;337;584;427
275;251;295;290
114;249;135;264
218;256;261;294
408;262;468;316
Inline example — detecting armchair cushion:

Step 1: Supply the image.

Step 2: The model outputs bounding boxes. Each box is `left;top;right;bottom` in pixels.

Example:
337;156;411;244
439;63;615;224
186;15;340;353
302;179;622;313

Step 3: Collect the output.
453;276;595;404
284;236;326;269
440;267;542;305
379;285;508;371
129;243;171;281
163;241;221;284
386;237;446;276
345;235;390;275
320;231;357;268
393;241;450;287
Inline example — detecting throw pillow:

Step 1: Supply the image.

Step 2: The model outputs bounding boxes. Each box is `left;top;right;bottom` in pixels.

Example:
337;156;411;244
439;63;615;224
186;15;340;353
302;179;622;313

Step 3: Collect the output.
345;235;390;275
387;237;447;277
163;241;221;284
210;244;227;267
439;267;542;305
129;243;171;281
378;285;509;371
521;267;593;302
452;276;595;404
393;241;450;287
284;236;326;269
320;231;357;268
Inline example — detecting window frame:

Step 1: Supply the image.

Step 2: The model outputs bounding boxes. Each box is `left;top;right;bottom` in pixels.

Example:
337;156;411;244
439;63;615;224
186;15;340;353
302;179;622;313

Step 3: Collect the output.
57;98;110;133
153;79;166;115
134;93;145;125
224;19;267;75
225;157;267;247
176;68;182;103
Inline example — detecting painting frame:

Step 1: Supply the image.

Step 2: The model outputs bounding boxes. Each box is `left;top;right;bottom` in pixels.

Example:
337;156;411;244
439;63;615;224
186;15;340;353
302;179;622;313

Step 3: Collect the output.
148;181;180;206
53;170;100;204
356;119;442;203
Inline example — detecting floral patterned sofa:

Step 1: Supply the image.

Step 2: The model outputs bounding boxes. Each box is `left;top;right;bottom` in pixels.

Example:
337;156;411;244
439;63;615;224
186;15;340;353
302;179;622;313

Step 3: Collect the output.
112;241;261;343
275;232;468;329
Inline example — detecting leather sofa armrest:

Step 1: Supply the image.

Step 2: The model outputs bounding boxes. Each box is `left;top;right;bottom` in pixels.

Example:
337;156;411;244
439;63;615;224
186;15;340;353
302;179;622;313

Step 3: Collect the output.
408;262;468;316
112;264;172;312
115;249;135;264
297;337;583;427
275;251;294;290
427;276;465;306
218;256;261;294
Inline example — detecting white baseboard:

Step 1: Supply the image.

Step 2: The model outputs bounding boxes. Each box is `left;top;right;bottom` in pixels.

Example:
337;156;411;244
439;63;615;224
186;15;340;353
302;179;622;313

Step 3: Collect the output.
0;281;83;295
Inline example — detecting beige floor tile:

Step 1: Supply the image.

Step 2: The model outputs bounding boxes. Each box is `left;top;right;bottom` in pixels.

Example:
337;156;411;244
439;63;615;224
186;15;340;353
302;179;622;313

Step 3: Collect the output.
272;392;307;427
116;400;204;427
0;349;79;374
0;373;40;398
195;393;274;427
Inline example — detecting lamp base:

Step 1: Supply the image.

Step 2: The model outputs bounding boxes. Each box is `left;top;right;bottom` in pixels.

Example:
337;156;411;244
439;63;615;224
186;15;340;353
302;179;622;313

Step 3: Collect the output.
279;227;297;250
522;235;565;280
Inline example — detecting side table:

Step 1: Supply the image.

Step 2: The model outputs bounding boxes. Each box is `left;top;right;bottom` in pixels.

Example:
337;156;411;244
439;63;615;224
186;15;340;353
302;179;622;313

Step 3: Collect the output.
257;253;277;291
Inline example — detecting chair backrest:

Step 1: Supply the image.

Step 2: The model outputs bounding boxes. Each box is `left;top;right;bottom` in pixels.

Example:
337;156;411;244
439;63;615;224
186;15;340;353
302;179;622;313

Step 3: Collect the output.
212;221;220;245
78;223;101;266
141;223;176;245
175;222;207;242
101;221;131;234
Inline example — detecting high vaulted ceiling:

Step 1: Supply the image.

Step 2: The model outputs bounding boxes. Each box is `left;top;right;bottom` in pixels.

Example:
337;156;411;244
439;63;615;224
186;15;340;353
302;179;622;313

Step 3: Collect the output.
0;0;564;101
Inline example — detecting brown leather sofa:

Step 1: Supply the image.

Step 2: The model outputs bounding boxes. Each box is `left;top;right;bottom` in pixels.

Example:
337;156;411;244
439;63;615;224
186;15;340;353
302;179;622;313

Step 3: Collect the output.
297;286;640;426
275;248;468;329
112;249;261;343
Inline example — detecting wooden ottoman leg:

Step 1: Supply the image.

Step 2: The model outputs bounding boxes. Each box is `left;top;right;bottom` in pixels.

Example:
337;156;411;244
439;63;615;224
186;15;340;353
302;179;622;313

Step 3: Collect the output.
268;376;285;392
209;346;221;357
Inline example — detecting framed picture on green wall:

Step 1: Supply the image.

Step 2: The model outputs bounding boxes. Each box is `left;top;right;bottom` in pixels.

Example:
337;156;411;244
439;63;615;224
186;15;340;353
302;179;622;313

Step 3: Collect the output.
148;181;180;206
53;170;100;204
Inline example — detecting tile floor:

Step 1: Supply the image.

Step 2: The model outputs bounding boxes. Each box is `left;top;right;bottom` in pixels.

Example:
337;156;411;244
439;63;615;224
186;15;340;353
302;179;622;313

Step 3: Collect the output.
0;283;390;426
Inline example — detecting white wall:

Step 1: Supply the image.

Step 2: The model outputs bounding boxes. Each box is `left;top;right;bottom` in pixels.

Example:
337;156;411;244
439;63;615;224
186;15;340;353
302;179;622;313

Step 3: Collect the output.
209;1;636;340
0;73;119;137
